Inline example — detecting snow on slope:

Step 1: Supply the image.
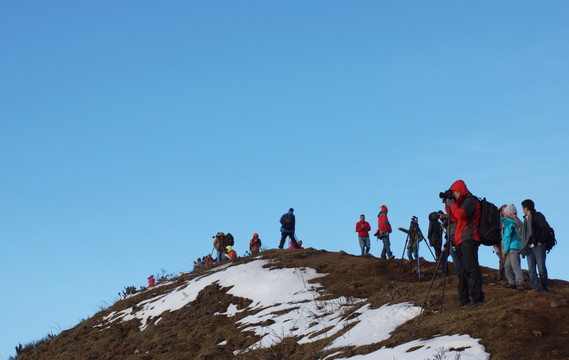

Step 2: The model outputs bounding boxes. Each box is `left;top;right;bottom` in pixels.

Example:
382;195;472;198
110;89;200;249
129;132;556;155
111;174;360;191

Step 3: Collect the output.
99;259;489;359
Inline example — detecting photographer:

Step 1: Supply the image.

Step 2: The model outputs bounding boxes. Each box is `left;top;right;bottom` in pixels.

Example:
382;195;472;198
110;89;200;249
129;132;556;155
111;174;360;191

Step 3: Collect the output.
398;217;424;261
428;212;443;261
442;180;485;307
213;232;228;263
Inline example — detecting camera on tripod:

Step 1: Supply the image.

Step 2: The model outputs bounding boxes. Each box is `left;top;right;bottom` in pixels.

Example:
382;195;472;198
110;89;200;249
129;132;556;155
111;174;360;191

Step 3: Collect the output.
439;190;454;200
411;216;418;225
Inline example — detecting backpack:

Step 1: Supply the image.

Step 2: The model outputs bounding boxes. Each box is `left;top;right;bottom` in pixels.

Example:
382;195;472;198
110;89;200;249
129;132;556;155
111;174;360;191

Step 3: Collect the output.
477;197;501;246
545;227;557;252
282;214;294;230
226;233;235;246
538;213;556;252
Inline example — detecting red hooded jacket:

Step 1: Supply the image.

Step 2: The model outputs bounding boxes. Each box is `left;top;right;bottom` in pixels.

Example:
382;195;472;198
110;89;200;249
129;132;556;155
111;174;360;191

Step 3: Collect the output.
449;180;480;246
378;205;392;236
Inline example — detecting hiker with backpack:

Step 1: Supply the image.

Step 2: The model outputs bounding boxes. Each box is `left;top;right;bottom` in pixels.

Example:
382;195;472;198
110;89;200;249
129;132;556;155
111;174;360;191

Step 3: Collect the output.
521;199;553;292
377;205;394;259
502;204;525;290
279;208;300;249
446;180;485;307
428;211;443;261
356;214;372;255
249;233;262;255
213;232;228;263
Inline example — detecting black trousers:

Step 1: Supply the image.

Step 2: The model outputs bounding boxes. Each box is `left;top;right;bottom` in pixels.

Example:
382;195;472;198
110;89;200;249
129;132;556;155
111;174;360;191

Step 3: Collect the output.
456;238;485;303
279;232;298;249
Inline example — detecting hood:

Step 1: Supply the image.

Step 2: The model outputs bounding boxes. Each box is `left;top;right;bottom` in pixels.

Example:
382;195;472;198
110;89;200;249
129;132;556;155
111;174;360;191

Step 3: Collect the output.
449;180;470;197
226;246;233;251
429;212;438;222
381;205;388;214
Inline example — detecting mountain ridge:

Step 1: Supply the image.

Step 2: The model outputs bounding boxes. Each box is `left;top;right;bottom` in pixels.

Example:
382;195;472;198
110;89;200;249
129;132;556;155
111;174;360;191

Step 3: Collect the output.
14;249;569;360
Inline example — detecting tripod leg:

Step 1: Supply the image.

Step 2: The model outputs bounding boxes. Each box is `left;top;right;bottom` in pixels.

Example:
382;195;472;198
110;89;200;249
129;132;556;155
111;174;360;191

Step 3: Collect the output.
424;240;436;261
417;240;421;280
420;249;444;315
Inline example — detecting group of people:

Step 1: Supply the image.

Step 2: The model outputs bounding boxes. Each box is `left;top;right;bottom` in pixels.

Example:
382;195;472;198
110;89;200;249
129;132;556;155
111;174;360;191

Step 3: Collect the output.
437;180;552;308
496;199;551;293
189;182;553;310
355;205;395;259
356;179;554;309
190;208;304;272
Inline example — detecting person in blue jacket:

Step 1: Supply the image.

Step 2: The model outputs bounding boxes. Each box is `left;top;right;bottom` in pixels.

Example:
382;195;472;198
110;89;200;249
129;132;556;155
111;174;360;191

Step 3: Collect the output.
279;208;300;249
502;204;525;290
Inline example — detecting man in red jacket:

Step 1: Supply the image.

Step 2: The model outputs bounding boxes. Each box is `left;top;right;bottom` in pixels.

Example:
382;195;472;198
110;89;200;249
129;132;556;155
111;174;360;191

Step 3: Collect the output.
448;180;485;307
356;214;371;255
378;205;394;259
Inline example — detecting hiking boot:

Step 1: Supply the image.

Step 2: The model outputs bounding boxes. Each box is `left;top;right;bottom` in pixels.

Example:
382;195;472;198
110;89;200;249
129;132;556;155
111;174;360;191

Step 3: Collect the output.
506;283;516;289
388;255;395;260
458;302;469;309
516;282;526;291
466;299;486;307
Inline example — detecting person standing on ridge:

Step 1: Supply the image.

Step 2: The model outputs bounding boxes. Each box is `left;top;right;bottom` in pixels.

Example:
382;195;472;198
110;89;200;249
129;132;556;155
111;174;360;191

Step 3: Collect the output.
398;219;425;261
428;211;443;261
377;205;394;259
249;233;262;255
521;199;551;292
502;203;525;290
279;208;300;249
447;180;485;307
213;232;227;263
356;214;372;255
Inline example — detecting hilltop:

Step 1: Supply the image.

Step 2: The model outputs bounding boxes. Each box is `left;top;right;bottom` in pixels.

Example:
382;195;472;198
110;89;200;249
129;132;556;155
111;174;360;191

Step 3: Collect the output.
14;249;569;360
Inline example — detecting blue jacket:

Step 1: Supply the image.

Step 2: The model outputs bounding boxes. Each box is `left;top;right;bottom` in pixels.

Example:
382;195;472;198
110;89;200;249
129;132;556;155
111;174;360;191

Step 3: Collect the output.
502;217;521;254
280;210;295;233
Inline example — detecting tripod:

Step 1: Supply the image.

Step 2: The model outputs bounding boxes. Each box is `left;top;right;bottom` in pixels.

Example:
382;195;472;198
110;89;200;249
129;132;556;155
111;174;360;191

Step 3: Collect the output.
420;213;457;315
396;216;425;281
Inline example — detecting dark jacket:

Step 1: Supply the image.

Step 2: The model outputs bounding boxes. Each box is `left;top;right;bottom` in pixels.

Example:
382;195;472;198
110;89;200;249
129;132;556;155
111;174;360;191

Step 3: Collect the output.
280;210;295;233
525;210;551;247
428;212;442;246
449;180;480;246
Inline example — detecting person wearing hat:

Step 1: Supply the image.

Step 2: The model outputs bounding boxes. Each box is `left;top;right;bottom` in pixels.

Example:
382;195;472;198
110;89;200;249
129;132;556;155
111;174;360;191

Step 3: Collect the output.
213;232;227;263
377;205;394;259
448;180;485;307
428;211;443;261
224;245;237;260
147;275;155;287
249;233;262;255
521;199;550;292
279;208;300;249
502;204;525;290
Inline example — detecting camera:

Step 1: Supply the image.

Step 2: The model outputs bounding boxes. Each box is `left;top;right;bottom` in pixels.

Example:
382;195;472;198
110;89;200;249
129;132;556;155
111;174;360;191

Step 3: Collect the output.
439;190;454;200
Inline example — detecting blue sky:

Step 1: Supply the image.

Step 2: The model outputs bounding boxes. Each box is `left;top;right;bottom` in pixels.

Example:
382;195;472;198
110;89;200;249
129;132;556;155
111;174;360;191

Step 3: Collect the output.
1;1;568;358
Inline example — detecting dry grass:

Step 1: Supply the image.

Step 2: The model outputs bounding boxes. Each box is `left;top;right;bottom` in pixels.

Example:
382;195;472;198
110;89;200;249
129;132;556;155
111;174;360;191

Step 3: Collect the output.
15;249;569;360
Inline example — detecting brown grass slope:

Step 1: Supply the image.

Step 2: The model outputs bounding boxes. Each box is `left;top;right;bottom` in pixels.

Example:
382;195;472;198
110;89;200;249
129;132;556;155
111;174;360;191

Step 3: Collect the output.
15;249;569;360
